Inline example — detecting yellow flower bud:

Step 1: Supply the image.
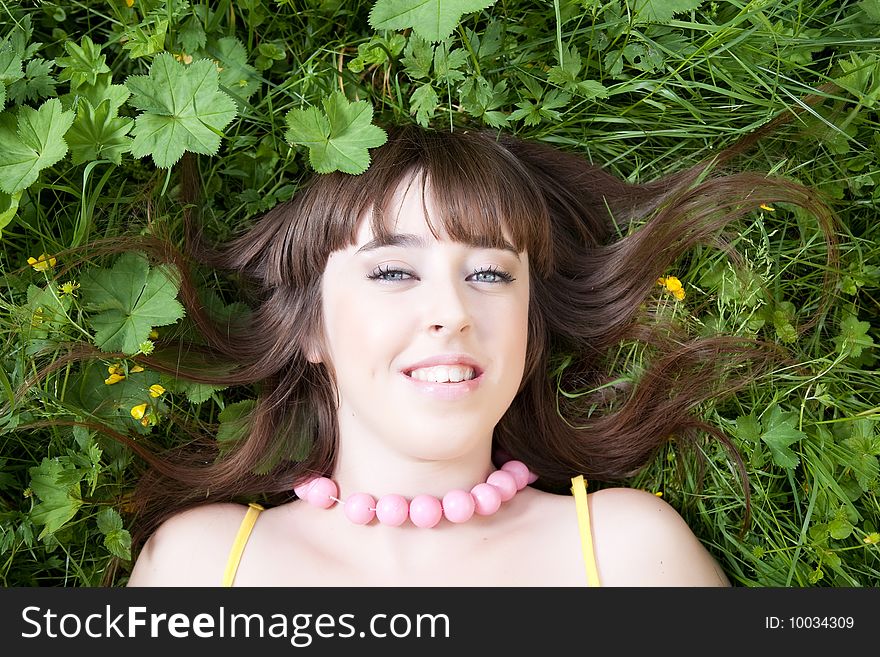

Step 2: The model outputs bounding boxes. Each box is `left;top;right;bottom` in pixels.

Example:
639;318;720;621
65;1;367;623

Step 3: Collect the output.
130;403;148;420
759;203;775;212
130;365;145;373
104;373;126;385
149;384;166;398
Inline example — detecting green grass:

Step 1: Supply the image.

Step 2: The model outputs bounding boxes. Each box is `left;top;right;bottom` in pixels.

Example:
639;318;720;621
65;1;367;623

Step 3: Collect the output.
0;0;877;586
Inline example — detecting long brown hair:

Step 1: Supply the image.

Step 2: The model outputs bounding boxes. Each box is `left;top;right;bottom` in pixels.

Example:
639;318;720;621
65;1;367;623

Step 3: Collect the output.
18;119;840;557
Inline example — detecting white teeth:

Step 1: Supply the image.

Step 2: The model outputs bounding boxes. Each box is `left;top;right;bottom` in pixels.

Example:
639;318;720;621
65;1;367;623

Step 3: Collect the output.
409;365;476;383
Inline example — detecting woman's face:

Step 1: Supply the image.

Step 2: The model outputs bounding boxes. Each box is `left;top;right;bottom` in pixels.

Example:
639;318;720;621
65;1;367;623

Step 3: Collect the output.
316;177;530;462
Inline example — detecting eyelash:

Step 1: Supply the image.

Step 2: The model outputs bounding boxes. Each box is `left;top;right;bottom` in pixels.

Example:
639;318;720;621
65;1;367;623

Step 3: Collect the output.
367;265;516;284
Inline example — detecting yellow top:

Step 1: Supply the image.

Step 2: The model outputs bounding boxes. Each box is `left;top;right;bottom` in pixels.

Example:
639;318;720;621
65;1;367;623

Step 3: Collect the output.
221;477;600;587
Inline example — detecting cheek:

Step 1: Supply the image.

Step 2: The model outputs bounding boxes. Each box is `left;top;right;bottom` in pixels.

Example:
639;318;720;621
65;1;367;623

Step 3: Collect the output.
323;294;400;372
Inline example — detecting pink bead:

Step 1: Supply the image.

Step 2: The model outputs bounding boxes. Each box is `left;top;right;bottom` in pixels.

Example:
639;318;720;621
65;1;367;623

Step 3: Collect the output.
409;495;442;528
442;489;475;523
294;478;317;500
501;460;531;490
470;482;502;515
487;470;517;501
306;477;338;509
375;494;409;526
344;492;376;525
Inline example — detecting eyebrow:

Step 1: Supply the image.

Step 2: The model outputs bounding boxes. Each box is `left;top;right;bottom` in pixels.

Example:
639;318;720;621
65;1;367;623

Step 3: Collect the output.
355;233;521;259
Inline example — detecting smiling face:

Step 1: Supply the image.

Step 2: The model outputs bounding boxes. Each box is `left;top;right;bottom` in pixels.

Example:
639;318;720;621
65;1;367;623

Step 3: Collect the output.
315;174;530;463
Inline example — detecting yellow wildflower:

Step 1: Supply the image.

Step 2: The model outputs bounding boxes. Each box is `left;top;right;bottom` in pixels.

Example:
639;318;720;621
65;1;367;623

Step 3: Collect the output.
864;532;880;545
141;417;150;427
149;384;166;398
148;329;159;339
105;373;125;385
59;281;80;296
174;52;193;65
759;203;775;212
27;253;56;272
130;403;148;420
125;0;134;7
657;276;685;301
654;491;663;497
130;365;145;373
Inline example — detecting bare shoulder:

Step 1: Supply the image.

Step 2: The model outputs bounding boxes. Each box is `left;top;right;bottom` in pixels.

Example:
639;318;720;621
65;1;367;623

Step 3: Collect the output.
588;487;730;587
127;503;251;587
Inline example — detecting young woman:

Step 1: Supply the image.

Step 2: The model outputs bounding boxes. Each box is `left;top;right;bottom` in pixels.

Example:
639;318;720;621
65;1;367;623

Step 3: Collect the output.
124;124;835;587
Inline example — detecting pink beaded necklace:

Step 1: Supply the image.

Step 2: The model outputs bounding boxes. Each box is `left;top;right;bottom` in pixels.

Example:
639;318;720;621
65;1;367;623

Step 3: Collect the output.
293;460;537;528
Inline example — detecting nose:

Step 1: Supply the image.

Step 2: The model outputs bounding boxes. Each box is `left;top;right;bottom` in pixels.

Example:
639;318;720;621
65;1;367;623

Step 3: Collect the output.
425;275;472;336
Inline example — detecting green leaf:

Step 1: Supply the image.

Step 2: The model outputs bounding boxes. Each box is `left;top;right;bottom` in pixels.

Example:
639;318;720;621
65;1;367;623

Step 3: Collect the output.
410;83;438;126
861;0;880;22
547;45;582;87
168;376;229;404
126;53;237;168
208;37;260;101
55;36;110;92
369;0;498;42
96;506;123;533
104;528;132;561
433;45;467;83
734;413;761;443
121;19;168;59
284;91;387;174
631;0;704;24
28;458;83;540
0;188;21;236
217;399;257;450
96;506;132;559
0;45;24;86
833;313;875;359
0;98;75;194
6;58;56;105
66;98;133;165
401;34;435;80
760;405;805;470
80;252;186;355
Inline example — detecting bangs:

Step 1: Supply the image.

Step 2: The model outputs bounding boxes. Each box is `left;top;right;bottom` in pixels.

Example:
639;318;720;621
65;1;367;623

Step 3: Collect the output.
290;126;553;283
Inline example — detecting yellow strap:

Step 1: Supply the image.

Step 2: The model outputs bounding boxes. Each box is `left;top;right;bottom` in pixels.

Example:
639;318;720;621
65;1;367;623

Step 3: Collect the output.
221;502;264;587
571;475;600;587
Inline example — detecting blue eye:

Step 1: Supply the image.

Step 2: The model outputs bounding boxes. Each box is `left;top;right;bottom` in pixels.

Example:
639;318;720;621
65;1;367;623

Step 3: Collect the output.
367;265;414;282
470;266;515;283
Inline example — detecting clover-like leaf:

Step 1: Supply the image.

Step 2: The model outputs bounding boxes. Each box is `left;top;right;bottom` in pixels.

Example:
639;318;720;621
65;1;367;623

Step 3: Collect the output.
80;252;185;355
370;0;498;43
126;52;237;168
285;91;387;174
0;98;75;194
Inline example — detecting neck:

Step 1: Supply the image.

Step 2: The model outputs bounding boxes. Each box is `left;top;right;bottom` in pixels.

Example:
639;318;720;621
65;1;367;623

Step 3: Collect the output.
332;443;495;501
